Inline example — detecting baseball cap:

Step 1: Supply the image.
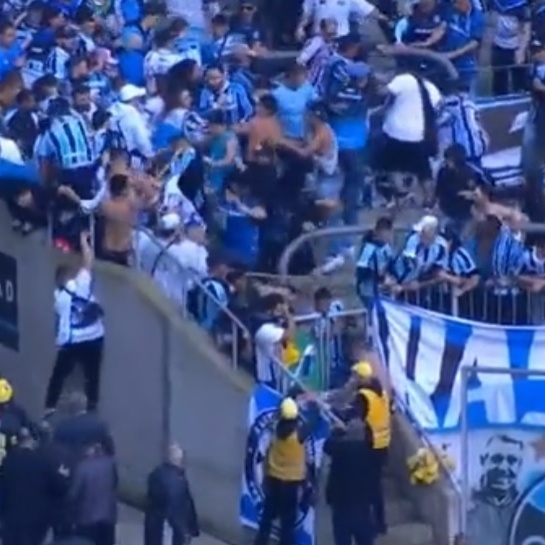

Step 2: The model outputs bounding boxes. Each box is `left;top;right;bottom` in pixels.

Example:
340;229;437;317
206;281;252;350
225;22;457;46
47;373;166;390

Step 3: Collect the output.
352;361;373;379
280;398;299;420
159;212;181;231
119;84;146;102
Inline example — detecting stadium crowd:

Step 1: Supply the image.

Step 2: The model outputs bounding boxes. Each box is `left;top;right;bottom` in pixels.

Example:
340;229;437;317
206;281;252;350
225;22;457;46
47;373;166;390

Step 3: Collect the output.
0;0;544;543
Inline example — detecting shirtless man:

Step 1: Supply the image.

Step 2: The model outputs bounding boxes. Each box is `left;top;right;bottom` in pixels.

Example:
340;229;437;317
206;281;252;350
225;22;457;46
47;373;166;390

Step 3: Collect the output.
243;93;283;201
59;173;142;267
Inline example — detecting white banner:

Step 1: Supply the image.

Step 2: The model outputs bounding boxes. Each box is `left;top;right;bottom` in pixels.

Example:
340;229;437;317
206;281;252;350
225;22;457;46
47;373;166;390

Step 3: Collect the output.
373;298;545;545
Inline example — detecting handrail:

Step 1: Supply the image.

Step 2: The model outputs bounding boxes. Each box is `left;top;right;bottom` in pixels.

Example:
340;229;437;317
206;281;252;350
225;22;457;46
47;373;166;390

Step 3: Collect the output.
277;222;545;280
273;356;346;427
380;44;459;82
134;225;251;335
294;308;367;323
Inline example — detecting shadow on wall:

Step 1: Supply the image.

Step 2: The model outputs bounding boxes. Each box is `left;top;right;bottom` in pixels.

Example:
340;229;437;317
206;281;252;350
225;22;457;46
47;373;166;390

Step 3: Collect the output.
0;204;252;545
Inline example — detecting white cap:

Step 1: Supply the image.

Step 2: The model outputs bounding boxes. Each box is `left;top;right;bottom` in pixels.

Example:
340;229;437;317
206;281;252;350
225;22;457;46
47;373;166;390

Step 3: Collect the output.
159;213;181;231
119;84;146;102
413;215;438;234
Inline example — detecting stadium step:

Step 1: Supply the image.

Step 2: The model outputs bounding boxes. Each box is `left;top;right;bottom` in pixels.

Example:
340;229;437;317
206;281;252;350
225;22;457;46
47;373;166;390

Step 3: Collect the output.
377;521;434;545
380;476;434;545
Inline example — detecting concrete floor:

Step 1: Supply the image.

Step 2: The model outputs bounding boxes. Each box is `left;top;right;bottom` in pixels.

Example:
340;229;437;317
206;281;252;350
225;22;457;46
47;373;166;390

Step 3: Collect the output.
117;504;227;545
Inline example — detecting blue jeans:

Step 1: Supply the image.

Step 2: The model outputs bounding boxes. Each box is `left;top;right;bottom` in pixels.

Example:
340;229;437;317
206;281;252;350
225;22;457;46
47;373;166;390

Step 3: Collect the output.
339;148;367;225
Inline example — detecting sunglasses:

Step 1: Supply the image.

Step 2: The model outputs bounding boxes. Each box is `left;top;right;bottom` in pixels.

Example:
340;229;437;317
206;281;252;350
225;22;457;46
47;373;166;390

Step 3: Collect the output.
241;5;255;10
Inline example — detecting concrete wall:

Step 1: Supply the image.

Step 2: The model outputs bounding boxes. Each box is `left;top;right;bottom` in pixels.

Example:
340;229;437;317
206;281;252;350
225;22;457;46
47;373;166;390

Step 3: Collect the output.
0;203;253;544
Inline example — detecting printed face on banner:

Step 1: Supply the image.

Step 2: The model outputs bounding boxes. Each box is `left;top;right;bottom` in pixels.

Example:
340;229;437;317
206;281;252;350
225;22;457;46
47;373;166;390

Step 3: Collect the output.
373;299;545;545
429;428;545;545
244;408;316;528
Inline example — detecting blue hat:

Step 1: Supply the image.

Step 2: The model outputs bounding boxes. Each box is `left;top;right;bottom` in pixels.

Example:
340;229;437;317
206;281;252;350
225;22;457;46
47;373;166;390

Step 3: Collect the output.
346;61;370;79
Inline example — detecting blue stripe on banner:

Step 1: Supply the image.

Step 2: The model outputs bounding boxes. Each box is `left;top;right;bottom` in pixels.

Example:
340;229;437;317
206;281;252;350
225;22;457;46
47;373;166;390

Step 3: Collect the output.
376;297;545;433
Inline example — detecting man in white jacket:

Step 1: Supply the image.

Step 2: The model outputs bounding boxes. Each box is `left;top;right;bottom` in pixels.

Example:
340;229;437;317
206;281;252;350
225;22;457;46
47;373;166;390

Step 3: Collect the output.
108;84;153;168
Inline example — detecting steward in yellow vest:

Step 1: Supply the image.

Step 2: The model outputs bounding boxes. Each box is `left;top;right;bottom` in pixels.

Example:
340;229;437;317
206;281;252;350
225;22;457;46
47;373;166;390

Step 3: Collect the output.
357;377;391;535
254;397;314;545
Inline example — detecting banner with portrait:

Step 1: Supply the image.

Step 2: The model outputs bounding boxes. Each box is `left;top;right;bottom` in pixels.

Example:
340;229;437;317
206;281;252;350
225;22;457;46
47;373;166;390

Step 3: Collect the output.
373;298;545;545
239;384;329;545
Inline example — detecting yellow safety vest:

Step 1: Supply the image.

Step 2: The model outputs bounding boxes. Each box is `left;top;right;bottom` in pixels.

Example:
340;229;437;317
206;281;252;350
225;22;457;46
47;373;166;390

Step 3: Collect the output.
360;388;391;450
267;431;306;481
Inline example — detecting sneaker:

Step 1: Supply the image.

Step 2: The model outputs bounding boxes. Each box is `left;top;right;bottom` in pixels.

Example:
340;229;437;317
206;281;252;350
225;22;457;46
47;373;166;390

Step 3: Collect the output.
316;255;346;275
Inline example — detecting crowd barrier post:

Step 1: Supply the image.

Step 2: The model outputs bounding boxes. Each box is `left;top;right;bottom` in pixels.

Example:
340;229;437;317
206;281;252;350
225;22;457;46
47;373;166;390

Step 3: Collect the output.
294;308;368;390
460;366;545;545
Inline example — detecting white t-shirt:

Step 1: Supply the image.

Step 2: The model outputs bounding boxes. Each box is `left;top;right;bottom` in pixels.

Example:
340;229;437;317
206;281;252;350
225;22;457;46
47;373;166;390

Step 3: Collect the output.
0;137;24;164
493;14;521;50
162;175;199;222
168;239;208;291
55;269;104;346
254;322;285;383
303;0;375;37
382;73;442;143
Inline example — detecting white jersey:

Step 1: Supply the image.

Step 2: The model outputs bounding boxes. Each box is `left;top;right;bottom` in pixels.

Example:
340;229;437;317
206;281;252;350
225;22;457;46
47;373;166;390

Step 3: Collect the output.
302;0;375;37
55;268;104;346
144;48;185;79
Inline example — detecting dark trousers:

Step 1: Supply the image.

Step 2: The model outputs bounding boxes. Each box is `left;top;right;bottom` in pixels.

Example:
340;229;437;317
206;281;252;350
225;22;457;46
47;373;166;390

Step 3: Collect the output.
254;477;301;545
2;521;49;545
75;522;116;545
371;448;388;533
45;337;104;411
98;248;131;267
491;45;526;96
331;503;375;545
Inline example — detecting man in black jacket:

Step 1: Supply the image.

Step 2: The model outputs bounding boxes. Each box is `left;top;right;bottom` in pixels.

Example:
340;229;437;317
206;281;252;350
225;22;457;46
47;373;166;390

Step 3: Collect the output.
323;395;376;545
51;391;115;463
0;428;68;545
144;443;200;545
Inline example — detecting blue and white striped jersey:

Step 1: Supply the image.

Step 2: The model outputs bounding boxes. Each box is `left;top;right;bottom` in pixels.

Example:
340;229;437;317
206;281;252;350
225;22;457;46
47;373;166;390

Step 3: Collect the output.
438;93;489;160
45;46;70;80
37;114;94;169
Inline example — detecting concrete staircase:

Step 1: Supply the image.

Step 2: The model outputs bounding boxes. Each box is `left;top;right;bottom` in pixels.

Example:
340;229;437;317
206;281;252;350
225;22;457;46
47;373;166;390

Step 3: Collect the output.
379;475;434;545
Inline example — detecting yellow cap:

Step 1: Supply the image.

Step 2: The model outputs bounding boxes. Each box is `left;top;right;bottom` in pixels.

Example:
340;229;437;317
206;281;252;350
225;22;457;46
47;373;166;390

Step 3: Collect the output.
280;397;299;420
352;361;373;379
0;379;13;404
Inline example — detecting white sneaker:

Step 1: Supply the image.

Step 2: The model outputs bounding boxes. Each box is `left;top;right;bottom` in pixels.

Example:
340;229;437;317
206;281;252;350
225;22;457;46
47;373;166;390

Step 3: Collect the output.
343;245;356;260
317;255;346;275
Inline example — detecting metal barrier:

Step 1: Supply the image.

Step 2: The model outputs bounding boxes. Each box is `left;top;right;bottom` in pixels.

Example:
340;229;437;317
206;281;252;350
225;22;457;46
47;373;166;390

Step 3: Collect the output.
278;223;545;323
132;226;252;368
293;308;368;390
460;366;545;543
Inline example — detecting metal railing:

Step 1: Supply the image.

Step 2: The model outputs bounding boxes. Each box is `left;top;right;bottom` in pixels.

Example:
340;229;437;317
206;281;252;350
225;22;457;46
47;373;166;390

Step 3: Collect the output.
293;308;368;390
371;321;464;538
132;225;251;368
